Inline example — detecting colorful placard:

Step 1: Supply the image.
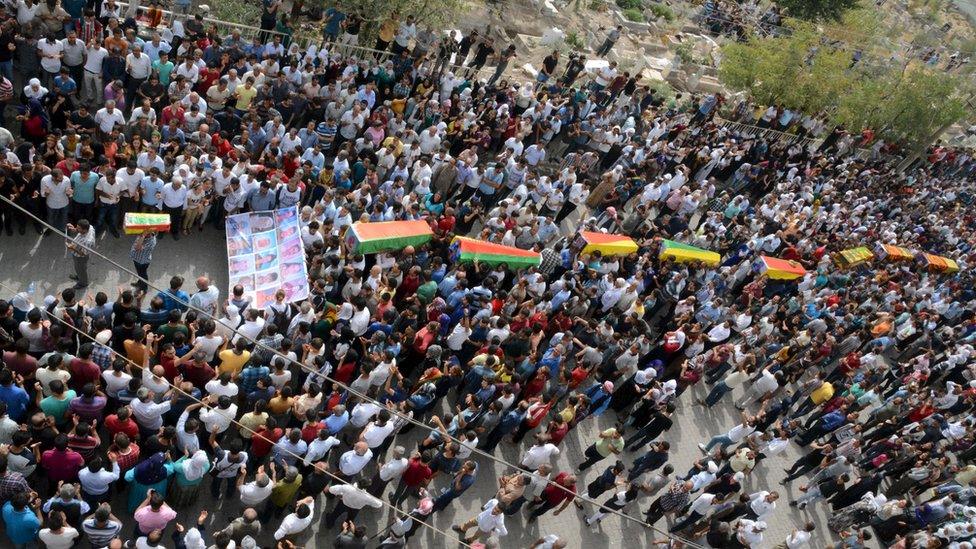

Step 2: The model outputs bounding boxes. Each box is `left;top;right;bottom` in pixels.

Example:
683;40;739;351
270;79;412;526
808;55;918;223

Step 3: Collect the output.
225;206;309;309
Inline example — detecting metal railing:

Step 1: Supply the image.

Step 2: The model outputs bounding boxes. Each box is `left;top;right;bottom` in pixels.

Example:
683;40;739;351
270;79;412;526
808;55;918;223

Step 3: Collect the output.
713;116;823;150
117;1;292;42
115;2;494;79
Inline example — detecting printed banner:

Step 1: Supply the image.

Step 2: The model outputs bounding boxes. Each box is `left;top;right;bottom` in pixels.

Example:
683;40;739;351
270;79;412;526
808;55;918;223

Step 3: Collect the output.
225;206;309;309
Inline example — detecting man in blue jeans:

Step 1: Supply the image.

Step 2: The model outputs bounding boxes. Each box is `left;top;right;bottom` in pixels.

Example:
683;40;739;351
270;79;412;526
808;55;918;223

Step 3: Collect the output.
698;413;757;454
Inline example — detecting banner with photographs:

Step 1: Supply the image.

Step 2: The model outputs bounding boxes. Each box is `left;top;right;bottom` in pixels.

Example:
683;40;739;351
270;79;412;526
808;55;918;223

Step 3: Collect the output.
225;206;309;309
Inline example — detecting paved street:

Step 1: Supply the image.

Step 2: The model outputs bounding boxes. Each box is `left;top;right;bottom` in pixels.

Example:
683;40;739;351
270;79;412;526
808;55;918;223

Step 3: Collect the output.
0;228;839;548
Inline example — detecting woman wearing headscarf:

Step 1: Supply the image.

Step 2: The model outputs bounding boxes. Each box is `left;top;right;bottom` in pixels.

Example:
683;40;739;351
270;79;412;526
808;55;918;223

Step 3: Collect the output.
123;452;175;512
17;99;49;145
169;449;211;508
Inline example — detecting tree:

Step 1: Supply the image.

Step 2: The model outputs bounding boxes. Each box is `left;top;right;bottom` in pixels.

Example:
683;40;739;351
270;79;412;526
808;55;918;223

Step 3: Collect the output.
718;17;971;147
834;66;968;147
776;0;859;21
718;25;855;115
330;0;466;27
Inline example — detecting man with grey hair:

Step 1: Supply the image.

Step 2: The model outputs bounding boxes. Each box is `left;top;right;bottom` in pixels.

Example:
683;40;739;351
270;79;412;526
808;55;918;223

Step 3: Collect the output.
368;445;408;498
220;507;261;543
94;100;125;136
238;465;273;507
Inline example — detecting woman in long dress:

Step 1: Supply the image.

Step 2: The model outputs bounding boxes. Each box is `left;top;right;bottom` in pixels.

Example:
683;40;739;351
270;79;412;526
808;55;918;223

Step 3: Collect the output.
123;452;175;512
169;450;211;508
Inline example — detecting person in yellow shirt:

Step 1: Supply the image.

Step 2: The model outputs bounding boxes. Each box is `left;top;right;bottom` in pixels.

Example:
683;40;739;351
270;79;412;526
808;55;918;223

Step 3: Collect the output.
791;373;834;418
218;339;251;378
234;77;258;112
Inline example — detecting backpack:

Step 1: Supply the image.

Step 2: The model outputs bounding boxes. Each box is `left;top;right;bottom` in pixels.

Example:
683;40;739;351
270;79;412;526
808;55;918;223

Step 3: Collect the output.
268;302;292;335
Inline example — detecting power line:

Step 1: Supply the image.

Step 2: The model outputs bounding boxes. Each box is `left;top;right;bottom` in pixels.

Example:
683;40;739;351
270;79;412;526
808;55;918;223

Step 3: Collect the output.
0;276;474;548
0;194;707;547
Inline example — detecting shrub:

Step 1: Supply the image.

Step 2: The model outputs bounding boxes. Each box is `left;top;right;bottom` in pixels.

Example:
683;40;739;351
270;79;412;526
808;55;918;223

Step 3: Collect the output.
622;7;644;21
647;3;675;21
615;0;642;9
566;31;586;50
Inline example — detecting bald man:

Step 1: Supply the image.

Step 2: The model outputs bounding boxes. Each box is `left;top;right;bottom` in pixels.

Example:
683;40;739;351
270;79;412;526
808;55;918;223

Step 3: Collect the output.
189;276;220;316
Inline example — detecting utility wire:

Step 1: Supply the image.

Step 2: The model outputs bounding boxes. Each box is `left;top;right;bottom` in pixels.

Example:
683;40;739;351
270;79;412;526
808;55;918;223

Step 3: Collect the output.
0;195;707;547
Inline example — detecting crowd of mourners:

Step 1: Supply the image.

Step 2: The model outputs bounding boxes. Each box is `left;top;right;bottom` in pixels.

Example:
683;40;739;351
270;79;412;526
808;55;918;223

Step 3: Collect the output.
0;1;975;548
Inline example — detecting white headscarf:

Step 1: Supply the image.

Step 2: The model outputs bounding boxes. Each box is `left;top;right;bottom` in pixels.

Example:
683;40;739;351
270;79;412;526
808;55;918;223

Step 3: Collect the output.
337;302;354;322
182;450;210;482
183;528;206;549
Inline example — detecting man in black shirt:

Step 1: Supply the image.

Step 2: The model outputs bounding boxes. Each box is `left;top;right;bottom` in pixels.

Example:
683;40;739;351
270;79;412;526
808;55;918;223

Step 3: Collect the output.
67;105;97;136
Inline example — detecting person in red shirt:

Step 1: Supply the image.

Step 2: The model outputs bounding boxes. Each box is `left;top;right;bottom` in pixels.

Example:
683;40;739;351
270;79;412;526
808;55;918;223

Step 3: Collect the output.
249;419;283;463
391;451;433;507
105;407;140;440
528;471;576;521
545;418;570;446
300;411;321;443
3;339;38;380
41;434;86;487
108;433;141;473
68;344;100;392
177;351;216;390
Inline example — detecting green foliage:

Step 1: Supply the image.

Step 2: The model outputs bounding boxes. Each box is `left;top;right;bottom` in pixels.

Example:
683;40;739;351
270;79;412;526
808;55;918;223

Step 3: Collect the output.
647;3;675;21
614;0;642;10
209;0;260;26
718;18;969;147
674;42;694;64
622;7;644;21
776;0;859;21
565;31;586;50
330;0;466;27
834;67;968;146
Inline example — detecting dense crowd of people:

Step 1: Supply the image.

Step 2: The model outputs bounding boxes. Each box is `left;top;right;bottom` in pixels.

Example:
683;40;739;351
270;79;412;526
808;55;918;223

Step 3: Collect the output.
0;1;975;549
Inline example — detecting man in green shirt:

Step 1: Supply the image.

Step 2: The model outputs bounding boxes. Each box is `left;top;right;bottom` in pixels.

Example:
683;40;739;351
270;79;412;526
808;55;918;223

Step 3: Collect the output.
415;272;437;305
577;427;624;471
268;465;303;517
38;379;77;429
155;311;189;346
152;52;175;86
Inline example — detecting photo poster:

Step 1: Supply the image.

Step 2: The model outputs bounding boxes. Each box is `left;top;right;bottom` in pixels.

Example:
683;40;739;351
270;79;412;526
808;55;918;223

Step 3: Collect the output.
225;206;309;309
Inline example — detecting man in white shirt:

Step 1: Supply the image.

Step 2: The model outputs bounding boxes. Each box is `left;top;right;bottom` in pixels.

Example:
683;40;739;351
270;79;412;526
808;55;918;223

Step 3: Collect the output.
94;171;123;238
337;442;373;480
392;16;417;55
454;498;508;543
125;44;152;100
273;496;315;540
519;435;560;470
735;368;782;409
160;176;188;239
745;490;779;521
670;491;727;532
94;100;125;135
783;523;816;548
198;395;238;437
37;34;64;86
698;413;757;453
130;387;172;440
40;168;71;231
239;471;273;507
189;276;220;316
82;41;107;105
367;445;407;498
324;478;383;527
736;519;766;548
359;410;396;451
304;429;341;466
